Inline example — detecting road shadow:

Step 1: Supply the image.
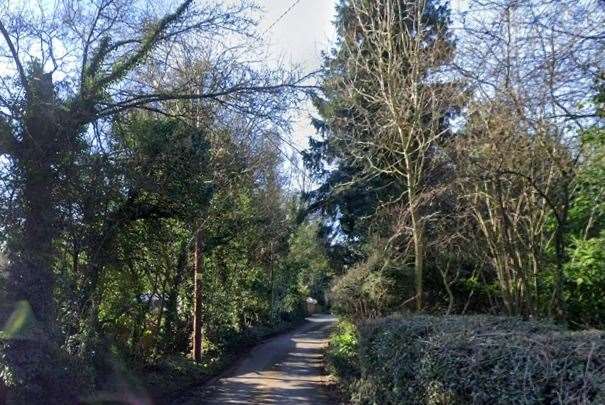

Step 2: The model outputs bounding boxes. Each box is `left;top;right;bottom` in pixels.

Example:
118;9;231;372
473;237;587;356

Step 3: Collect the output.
196;314;336;405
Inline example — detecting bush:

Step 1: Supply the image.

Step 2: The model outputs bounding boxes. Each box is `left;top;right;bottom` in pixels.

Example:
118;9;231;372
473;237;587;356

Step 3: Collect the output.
139;355;210;403
565;234;605;329
330;315;605;404
330;257;395;321
327;321;359;381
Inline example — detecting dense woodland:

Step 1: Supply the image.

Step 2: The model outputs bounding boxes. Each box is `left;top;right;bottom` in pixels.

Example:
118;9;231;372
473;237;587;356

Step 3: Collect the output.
0;0;603;404
317;0;605;403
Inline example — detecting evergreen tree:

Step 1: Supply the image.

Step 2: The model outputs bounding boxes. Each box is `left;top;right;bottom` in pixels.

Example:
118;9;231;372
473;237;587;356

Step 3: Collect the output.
304;0;454;286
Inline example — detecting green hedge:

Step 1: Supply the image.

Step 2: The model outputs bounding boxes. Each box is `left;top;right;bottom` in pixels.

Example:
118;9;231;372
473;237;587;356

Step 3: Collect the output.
327;321;359;381
329;315;605;404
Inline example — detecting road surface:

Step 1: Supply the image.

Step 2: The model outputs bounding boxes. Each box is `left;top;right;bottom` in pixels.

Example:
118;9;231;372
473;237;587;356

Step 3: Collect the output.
180;314;336;404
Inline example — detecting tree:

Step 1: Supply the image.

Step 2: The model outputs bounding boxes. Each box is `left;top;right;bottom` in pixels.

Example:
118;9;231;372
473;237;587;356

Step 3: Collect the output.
304;1;407;267
309;0;456;310
0;0;307;401
453;0;604;319
285;220;334;305
452;100;566;316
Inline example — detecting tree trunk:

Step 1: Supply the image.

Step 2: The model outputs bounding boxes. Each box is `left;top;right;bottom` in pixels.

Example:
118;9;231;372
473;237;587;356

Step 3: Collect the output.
439;262;454;315
269;260;276;320
163;241;188;352
412;216;425;311
4;175;59;403
552;213;568;321
7;168;57;332
3;65;97;403
4;71;65;402
192;228;204;362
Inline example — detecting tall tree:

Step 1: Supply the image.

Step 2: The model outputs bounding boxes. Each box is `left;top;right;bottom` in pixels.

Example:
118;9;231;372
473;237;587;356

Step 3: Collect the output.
0;1;305;401
306;0;455;309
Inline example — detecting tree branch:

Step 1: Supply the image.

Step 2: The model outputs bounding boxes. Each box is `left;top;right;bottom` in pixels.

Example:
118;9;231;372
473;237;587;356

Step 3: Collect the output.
93;82;316;119
0;19;30;98
92;0;194;92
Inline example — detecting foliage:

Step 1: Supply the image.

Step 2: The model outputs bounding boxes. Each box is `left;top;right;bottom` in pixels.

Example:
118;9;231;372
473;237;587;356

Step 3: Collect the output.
0;0;603;402
139;355;211;403
307;0;605;327
569;129;605;239
303;0;450;265
330;251;397;321
562;128;605;328
330;314;605;405
326;320;359;382
564;234;605;328
0;0;310;401
284;221;334;305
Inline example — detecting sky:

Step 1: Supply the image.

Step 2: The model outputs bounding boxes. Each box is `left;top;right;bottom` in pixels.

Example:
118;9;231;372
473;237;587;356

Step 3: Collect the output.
259;0;338;71
252;0;463;188
252;0;471;189
256;0;339;187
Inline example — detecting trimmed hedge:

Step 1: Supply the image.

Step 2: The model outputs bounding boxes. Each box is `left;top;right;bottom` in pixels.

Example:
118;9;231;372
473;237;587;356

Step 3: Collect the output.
329;315;605;404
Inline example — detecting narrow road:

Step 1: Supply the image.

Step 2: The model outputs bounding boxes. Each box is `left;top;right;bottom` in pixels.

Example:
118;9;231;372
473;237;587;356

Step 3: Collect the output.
182;314;336;405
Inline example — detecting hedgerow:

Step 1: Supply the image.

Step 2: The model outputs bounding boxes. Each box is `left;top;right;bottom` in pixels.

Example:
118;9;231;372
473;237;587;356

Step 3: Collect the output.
329;315;605;404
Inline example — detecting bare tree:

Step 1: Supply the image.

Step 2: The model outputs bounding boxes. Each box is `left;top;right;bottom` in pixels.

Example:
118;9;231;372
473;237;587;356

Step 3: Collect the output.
452;0;604;318
453;99;567;316
334;0;458;310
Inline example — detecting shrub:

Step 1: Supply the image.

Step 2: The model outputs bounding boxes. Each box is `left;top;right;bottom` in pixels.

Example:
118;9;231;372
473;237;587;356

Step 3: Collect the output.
327;321;359;381
330;258;395;321
139;355;209;403
565;234;605;329
331;315;605;404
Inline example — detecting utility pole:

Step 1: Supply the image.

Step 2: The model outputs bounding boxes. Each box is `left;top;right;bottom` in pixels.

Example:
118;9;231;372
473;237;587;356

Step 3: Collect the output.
192;227;204;362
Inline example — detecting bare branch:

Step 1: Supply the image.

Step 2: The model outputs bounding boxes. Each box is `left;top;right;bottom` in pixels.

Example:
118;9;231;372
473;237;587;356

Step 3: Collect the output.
0;19;30;99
